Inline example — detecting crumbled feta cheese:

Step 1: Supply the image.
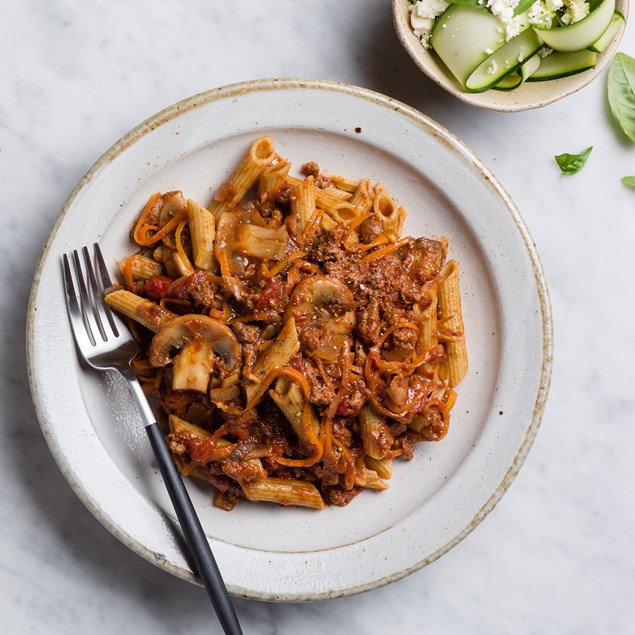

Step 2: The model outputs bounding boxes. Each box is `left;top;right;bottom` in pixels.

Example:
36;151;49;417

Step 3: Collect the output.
544;0;564;11
487;0;526;40
410;0;449;48
561;0;589;24
485;47;494;54
414;0;450;18
486;59;499;75
539;46;554;58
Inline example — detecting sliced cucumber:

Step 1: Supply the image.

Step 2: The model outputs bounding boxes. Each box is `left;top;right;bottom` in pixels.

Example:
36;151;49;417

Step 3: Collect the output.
493;72;523;91
534;0;616;52
430;5;508;87
492;43;543;90
526;49;597;80
588;10;625;52
521;53;542;81
466;28;543;92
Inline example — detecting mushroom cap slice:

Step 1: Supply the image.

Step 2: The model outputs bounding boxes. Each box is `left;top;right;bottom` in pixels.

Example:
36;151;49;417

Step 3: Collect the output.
284;276;356;335
149;314;241;393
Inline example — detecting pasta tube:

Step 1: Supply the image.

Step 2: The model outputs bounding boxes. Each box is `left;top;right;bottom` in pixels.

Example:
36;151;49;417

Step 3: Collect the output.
104;290;176;332
245;318;300;401
359;404;390;460
209;136;275;218
291;175;316;232
438;260;468;387
240;478;325;509
188;199;216;271
257;161;290;205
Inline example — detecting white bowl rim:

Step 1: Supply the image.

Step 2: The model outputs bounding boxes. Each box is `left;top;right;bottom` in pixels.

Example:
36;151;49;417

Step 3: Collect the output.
392;0;630;112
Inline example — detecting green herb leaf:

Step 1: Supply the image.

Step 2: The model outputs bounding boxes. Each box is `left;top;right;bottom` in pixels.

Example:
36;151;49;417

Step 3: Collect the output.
622;176;635;188
514;0;539;15
608;52;635;143
554;146;593;175
444;0;487;7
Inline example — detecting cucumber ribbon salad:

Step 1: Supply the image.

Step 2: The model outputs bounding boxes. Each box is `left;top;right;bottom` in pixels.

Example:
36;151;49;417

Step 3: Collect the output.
408;0;624;91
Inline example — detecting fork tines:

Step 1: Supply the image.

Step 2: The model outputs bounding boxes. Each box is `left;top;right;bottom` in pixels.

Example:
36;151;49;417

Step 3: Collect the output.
62;243;119;348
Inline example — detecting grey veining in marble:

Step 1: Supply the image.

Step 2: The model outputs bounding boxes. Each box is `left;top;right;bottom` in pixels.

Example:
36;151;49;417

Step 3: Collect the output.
2;1;635;633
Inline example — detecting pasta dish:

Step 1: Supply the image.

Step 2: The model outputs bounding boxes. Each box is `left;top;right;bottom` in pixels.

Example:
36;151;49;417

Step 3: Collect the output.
105;136;468;510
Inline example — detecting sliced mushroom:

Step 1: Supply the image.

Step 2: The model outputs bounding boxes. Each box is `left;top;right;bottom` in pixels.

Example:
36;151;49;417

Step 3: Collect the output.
149;315;241;392
284;276;356;335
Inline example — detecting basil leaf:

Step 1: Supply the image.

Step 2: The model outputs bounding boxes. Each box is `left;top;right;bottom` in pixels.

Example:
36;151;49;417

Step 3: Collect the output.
514;0;539;15
608;53;635;143
622;176;635;188
554;146;593;175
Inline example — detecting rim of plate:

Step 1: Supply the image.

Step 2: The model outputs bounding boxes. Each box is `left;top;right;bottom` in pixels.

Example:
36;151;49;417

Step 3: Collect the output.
26;78;553;601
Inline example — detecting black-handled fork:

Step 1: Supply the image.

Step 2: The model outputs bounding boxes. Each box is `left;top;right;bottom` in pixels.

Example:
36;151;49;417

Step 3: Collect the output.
62;243;243;635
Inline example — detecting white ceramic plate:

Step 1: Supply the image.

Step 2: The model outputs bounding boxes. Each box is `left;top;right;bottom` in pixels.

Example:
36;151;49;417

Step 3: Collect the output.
27;79;552;601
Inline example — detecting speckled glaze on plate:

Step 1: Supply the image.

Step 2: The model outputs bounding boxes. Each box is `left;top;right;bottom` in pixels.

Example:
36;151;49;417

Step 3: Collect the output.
27;78;552;601
392;0;629;112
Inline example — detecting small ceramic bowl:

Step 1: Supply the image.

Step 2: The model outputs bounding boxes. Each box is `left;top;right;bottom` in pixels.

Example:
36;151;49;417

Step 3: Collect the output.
392;0;629;111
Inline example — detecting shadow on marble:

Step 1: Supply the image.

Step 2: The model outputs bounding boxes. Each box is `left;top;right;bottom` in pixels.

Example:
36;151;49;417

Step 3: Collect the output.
352;0;461;124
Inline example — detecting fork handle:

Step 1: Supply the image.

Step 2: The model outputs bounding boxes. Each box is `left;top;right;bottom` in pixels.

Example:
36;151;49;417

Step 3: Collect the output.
145;423;243;635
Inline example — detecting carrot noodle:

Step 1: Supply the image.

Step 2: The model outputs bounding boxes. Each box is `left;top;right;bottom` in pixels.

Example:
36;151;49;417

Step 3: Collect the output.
175;219;194;272
301;208;325;244
361;236;412;262
266;250;307;278
133;192;161;244
120;257;135;292
136;209;188;247
343;211;372;237
207;302;232;322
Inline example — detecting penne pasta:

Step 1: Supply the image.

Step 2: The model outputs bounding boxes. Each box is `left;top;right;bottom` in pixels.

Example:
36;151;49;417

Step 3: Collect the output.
414;288;438;354
209;136;275;218
350;178;375;214
291;175;316;232
187;199;216;271
269;377;320;449
330;174;360;193
364;456;393;480
373;186;406;242
321;186;353;200
122;254;163;281
245;318;300;401
354;466;389;491
240;477;325;509
257;160;290;205
104;289;176;332
359;404;390;460
438;260;468;387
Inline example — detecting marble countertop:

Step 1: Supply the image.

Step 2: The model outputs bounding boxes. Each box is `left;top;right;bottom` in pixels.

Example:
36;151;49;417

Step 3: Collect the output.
2;1;634;633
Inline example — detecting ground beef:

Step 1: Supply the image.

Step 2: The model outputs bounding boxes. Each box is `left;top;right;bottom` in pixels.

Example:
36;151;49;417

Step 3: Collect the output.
290;355;336;405
231;322;261;344
404;237;447;283
167;270;219;307
322;485;362;507
359;216;383;243
307;224;349;262
221;458;267;481
301;161;331;188
301;161;320;178
357;299;380;345
336;379;367;417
